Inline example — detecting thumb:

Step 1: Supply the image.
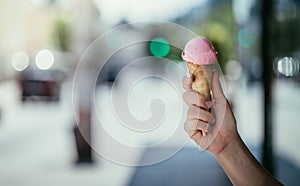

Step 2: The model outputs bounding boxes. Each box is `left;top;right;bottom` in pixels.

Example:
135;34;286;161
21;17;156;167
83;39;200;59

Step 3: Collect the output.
211;70;226;100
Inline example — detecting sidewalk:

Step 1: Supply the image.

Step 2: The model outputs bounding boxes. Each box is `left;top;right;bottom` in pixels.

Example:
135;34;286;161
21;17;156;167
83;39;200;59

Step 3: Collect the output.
0;81;135;186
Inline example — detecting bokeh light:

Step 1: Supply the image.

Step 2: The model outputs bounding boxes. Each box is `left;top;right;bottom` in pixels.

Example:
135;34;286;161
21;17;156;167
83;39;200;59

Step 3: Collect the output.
11;51;30;71
35;49;54;70
149;37;170;58
274;56;300;77
225;60;242;80
238;28;254;48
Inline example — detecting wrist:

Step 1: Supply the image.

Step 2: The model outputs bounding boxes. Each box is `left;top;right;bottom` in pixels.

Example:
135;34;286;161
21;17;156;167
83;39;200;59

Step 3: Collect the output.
214;133;242;159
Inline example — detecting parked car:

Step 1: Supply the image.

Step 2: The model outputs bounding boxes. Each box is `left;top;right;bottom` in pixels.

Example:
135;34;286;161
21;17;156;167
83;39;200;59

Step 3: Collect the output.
17;67;64;102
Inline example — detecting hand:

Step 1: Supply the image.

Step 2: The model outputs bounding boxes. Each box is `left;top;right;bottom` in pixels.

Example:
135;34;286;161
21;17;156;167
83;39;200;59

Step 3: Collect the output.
182;71;238;155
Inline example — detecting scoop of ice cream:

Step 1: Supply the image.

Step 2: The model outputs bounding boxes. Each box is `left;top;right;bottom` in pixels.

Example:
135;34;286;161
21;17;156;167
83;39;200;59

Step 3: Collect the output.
182;37;218;65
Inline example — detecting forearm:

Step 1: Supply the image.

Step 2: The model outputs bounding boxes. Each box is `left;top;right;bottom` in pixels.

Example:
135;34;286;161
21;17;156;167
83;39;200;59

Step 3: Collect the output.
215;135;282;186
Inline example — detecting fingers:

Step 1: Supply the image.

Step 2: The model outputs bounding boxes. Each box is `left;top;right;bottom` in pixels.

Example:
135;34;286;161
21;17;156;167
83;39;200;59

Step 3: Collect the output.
211;71;226;101
182;75;210;109
184;119;211;137
182;91;208;108
182;76;193;90
187;106;211;122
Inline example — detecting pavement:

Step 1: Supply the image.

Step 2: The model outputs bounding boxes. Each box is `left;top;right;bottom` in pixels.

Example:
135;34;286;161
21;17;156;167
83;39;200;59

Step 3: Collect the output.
0;73;300;186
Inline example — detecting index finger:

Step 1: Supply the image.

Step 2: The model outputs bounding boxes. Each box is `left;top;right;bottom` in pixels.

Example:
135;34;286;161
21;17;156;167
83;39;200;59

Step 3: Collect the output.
182;90;208;109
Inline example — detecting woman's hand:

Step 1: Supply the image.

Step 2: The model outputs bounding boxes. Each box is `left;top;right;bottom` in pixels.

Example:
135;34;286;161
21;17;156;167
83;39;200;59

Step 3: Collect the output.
182;71;238;155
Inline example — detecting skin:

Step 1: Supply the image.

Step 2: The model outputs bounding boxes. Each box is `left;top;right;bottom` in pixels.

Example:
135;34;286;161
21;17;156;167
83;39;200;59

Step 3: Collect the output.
182;71;282;186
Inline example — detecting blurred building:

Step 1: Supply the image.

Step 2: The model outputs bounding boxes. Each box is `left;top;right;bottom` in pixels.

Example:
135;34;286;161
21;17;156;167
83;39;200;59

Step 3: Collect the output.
0;0;103;81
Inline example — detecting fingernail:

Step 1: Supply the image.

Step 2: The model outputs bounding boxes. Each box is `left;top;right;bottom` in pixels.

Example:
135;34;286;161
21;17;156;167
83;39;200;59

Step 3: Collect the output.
187;75;193;81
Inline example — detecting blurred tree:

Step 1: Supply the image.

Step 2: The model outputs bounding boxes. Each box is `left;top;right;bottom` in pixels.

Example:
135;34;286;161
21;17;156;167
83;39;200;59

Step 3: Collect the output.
52;17;71;52
194;0;237;71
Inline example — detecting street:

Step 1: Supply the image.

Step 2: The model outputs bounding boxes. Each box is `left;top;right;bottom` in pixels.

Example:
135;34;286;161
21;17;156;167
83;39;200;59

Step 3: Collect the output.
0;73;300;185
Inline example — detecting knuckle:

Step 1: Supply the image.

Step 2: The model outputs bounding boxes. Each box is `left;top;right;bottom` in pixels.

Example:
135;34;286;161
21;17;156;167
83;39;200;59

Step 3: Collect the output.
187;109;193;119
184;120;196;132
197;94;206;106
188;106;198;116
182;91;187;96
182;93;187;103
196;120;210;132
182;91;189;100
183;121;189;132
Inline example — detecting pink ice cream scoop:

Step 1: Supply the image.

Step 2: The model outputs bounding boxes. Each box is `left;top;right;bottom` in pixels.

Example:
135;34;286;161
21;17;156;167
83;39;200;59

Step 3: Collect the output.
181;37;218;65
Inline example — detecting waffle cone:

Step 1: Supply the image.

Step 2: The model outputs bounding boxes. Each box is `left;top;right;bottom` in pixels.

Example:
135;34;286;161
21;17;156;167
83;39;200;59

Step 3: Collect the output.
187;62;211;100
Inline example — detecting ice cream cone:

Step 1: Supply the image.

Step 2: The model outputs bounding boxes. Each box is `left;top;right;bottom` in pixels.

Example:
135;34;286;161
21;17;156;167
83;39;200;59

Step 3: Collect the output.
182;37;218;137
187;62;211;101
187;62;211;136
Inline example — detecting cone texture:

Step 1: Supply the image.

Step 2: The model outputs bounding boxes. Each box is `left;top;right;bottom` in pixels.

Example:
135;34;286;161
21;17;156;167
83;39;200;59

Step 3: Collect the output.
187;62;211;100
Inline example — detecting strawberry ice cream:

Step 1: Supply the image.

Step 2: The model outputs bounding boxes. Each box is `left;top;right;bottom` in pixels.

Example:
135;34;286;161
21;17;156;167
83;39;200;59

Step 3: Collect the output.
182;37;218;65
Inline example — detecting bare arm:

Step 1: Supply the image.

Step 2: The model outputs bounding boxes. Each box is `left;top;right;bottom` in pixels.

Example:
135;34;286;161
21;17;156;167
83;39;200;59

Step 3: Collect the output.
182;71;282;186
216;134;282;186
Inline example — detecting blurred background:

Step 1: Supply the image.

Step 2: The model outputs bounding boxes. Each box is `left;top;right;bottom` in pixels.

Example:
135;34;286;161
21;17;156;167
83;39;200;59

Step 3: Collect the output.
0;0;300;185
